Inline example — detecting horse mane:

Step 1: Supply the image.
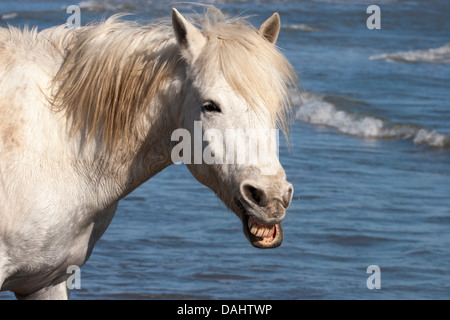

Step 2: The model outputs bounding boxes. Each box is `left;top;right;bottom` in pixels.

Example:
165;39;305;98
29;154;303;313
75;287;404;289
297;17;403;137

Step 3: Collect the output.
52;16;181;148
52;7;297;150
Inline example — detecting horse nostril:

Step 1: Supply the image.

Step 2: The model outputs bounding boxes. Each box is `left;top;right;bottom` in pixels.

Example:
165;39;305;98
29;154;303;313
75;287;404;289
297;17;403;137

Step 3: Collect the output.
282;184;294;209
241;183;269;207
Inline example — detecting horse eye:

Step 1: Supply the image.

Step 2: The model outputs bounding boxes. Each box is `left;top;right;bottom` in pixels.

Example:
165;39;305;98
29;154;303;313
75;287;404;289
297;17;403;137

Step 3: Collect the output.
202;101;221;113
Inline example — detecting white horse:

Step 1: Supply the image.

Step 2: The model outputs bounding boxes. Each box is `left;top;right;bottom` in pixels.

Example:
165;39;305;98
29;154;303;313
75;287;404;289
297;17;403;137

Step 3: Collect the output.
0;7;297;299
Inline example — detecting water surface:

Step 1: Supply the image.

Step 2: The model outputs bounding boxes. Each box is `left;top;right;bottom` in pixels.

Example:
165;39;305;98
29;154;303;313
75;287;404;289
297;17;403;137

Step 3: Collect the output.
0;0;449;300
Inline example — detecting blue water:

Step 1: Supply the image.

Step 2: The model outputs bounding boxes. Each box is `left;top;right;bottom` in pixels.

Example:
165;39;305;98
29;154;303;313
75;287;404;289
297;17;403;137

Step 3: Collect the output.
1;0;449;300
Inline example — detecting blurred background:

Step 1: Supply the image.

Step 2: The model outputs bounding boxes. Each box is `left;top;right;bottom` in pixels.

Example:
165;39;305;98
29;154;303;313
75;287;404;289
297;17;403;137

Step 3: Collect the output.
1;0;449;299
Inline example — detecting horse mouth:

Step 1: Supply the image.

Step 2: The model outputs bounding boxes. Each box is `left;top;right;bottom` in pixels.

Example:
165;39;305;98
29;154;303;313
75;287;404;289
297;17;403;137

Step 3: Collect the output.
245;215;283;249
235;199;283;249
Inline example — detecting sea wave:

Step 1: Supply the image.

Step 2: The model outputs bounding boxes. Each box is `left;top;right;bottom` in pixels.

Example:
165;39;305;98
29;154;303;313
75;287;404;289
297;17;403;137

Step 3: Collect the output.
293;92;450;148
1;12;18;20
283;24;319;32
369;44;450;64
77;0;133;12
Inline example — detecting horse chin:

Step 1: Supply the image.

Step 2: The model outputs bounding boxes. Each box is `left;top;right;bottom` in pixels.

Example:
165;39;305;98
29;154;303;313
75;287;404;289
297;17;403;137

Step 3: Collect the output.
234;198;283;249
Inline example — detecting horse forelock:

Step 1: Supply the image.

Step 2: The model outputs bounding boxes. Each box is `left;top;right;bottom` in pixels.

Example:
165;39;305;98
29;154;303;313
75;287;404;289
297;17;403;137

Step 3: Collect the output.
194;7;298;137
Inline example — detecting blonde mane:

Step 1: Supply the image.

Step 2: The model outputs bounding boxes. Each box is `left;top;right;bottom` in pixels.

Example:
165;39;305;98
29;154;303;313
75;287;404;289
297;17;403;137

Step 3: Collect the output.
52;17;181;148
52;7;298;149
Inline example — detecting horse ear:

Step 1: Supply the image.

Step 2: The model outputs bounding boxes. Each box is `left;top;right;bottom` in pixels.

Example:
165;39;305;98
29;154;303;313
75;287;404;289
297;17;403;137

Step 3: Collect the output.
258;12;281;44
172;8;206;61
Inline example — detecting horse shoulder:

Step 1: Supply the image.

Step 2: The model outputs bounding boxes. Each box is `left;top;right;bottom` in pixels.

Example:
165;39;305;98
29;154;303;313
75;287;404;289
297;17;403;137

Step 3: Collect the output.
0;34;61;153
0;27;96;291
0;36;63;207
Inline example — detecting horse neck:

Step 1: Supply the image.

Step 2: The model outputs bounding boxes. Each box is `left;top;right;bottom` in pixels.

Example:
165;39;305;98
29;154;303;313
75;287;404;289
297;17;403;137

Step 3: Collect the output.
47;24;192;208
51;26;187;206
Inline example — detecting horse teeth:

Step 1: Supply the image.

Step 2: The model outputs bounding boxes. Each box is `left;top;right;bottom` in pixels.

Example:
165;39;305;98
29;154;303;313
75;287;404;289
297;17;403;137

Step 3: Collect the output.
248;217;273;238
256;228;264;237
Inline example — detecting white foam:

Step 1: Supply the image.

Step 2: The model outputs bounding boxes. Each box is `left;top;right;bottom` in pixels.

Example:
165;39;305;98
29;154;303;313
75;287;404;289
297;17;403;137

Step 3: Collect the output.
77;0;120;11
295;92;387;138
283;24;318;32
294;92;449;148
370;44;450;64
77;0;97;9
413;129;448;148
1;12;18;20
